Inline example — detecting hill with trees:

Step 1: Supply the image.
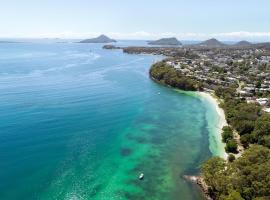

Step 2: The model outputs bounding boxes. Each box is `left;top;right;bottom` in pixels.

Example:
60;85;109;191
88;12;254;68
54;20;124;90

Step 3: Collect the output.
79;34;116;43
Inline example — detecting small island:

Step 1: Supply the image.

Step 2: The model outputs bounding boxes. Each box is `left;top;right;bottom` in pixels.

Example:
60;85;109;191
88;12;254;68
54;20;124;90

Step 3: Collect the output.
148;37;182;46
198;38;226;47
79;34;116;43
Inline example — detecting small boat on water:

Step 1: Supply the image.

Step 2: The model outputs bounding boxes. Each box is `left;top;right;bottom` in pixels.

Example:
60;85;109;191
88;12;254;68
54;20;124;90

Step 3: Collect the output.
139;173;144;180
158;92;161;95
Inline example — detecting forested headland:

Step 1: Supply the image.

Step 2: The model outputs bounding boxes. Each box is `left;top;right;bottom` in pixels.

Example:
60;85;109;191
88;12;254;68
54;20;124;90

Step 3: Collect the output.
150;61;270;200
149;61;203;91
202;86;270;200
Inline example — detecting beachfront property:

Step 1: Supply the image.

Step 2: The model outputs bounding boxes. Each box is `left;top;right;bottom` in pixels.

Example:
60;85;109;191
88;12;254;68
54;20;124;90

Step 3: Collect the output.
159;46;270;112
121;43;270;113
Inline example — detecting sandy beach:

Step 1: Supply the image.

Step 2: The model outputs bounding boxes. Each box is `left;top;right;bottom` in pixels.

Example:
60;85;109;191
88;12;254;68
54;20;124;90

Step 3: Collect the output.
198;92;228;159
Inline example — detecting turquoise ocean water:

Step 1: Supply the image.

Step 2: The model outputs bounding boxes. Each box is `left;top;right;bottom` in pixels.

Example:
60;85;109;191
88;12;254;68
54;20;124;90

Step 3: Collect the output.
0;40;221;200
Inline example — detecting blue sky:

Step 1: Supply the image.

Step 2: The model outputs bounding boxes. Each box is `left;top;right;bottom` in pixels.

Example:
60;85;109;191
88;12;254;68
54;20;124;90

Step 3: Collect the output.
0;0;270;41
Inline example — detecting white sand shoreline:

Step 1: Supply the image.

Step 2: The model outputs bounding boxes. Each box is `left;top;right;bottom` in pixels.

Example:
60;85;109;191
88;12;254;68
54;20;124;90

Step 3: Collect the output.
197;91;228;159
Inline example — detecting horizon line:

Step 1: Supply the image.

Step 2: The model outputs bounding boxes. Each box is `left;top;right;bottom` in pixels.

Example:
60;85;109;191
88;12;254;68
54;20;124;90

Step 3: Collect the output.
1;31;270;42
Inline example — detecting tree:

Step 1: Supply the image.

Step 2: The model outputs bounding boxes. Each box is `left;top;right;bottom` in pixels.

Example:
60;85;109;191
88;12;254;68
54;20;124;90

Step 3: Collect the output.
222;126;234;143
201;157;226;189
252;114;270;147
224;191;244;200
201;145;270;200
233;145;270;200
228;154;236;162
240;134;251;148
149;61;200;91
258;135;270;148
234;120;255;135
225;139;238;153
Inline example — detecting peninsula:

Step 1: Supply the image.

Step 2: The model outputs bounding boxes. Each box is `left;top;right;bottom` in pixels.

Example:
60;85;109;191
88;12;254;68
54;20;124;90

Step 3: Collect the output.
149;44;270;200
104;39;270;200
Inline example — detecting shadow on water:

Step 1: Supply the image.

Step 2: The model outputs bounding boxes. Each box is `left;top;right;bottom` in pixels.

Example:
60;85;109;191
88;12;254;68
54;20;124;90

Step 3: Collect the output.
120;148;133;157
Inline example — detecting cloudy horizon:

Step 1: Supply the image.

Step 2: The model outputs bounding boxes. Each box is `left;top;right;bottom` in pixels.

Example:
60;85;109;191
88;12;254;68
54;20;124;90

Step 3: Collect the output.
1;0;270;42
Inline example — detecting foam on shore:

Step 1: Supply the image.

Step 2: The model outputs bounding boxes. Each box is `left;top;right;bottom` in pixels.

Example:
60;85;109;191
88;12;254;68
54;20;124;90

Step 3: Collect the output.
197;92;228;159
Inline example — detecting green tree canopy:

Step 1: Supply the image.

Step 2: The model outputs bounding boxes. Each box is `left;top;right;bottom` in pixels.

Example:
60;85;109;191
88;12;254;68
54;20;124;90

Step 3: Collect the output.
202;145;270;200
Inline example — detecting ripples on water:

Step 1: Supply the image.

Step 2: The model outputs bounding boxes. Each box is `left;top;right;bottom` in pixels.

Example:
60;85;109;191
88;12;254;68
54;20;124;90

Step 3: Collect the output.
0;41;213;200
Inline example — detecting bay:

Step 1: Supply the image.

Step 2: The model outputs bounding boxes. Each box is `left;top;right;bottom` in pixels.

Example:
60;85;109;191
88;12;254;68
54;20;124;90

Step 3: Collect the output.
0;40;220;200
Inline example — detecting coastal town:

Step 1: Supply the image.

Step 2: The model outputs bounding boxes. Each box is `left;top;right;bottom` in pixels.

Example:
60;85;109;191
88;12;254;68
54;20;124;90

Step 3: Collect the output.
165;47;270;113
104;39;270;199
104;40;270;113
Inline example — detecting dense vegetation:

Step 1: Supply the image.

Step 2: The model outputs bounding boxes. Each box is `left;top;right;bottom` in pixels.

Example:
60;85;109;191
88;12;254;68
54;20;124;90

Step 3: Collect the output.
202;145;270;200
149;61;203;91
222;126;238;153
215;86;270;149
202;86;270;200
149;61;270;199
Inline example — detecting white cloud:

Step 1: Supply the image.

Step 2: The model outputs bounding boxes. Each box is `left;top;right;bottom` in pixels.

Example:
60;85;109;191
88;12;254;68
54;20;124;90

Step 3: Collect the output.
109;31;270;41
210;31;270;41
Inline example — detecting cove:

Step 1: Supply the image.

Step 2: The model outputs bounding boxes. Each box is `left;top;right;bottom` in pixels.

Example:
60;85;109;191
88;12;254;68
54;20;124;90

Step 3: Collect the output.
0;41;222;200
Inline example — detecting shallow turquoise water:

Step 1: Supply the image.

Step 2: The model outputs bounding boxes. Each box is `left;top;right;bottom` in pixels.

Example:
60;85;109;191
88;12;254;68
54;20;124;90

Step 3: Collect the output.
0;41;218;200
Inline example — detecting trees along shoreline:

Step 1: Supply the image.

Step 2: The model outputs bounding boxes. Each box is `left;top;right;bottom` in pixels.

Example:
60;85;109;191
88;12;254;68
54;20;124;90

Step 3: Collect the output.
150;61;270;200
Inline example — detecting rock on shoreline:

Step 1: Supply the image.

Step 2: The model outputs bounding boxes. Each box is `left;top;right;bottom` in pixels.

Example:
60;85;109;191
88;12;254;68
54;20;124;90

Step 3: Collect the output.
183;175;213;200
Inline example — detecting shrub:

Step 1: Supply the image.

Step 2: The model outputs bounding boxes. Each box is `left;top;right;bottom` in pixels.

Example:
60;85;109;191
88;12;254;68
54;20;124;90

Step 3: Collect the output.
228;154;236;162
225;139;238;153
222;126;234;143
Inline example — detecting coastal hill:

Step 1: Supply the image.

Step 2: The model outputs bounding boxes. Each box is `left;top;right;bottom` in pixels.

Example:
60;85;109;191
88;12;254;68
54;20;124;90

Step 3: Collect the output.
79;34;116;43
234;40;252;46
198;38;226;47
148;37;182;46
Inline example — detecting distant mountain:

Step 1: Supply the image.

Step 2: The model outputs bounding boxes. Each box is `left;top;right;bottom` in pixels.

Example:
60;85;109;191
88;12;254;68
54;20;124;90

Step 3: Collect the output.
148;37;182;45
234;40;252;46
198;38;226;47
79;35;116;43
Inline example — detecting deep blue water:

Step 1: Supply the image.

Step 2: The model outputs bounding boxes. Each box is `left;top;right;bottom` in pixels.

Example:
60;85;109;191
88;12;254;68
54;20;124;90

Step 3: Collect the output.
0;41;215;200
